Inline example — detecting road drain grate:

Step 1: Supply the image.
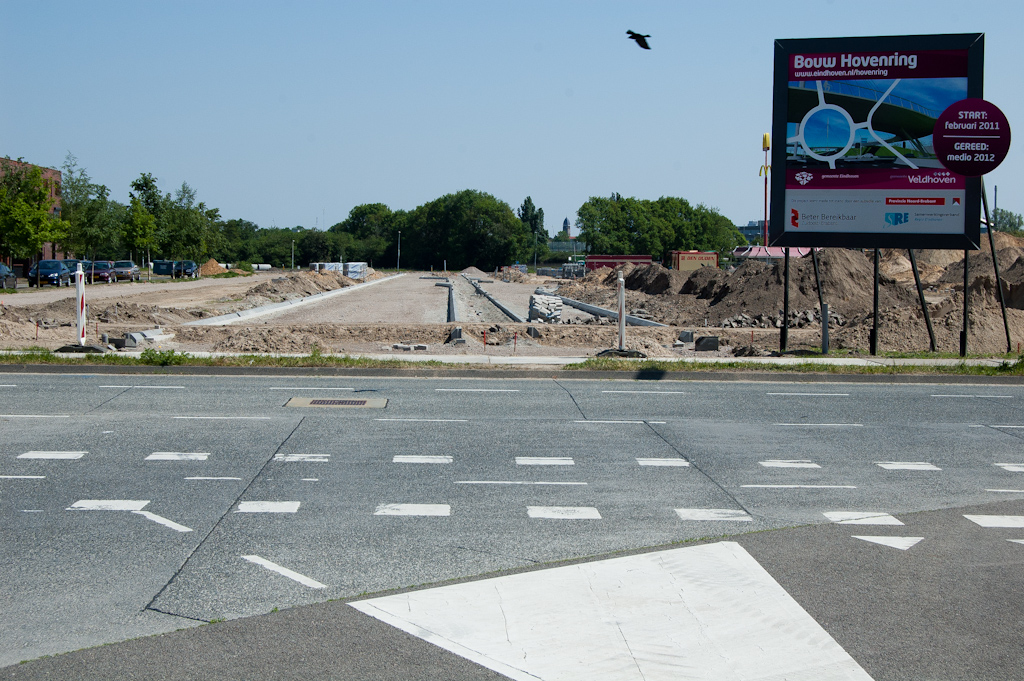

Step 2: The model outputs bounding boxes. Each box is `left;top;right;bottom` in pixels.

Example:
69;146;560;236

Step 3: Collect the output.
286;397;388;409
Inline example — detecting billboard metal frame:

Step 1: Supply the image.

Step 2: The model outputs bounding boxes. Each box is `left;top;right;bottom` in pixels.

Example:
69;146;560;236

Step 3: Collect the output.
770;33;984;250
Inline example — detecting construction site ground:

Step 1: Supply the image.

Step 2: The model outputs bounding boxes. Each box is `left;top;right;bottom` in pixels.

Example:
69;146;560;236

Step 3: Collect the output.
5;234;1024;361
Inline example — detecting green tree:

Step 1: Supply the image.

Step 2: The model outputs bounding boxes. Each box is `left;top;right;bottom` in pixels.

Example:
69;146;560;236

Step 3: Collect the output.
124;196;157;266
0;158;65;259
992;207;1023;233
518;196;549;266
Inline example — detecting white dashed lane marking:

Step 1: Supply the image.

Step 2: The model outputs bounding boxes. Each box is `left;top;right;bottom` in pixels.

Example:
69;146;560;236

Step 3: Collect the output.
394;455;452;464
0;415;69;419
760;459;820;468
602;390;687;394
242;555;326;589
876;461;941;471
274;453;329;462
145;452;209;461
674;508;752;522
236;501;300;513
99;385;184;389
455;481;587;486
435;389;519;392
766;392;849;396
186;477;242;481
132;510;192;532
18;451;86;459
743;484;857;489
375;504;450;516
853;536;923;550
527;506;601;520
174;416;273;420
268;387;354;391
825;511;904;526
994;463;1024;472
376;418;468;423
516;457;573;466
965;515;1024;528
636;458;690;467
0;475;45;479
776;423;863;427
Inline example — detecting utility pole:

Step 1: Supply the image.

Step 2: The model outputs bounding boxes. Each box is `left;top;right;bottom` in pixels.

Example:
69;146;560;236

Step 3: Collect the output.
397;231;401;273
291;240;295;271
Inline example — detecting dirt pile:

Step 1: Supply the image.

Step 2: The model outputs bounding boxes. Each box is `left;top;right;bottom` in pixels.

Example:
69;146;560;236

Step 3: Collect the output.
246;270;355;301
199;259;227;276
624;263;691;295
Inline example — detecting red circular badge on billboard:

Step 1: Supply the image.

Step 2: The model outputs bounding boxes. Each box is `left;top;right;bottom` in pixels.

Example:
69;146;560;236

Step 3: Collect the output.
933;98;1011;176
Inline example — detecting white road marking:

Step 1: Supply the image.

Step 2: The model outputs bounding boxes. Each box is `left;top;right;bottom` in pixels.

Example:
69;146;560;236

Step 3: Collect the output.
876;461;941;471
766;392;849;396
393;455;453;464
744;484;857;489
99;385;184;389
601;390;687;394
132;510;192;532
242;555;326;589
1008;539;1024;545
376;418;468;422
186;477;242;480
22;510;43;513
994;463;1024;472
375;503;450;516
455;481;587;486
102;430;115;434
516;456;573;466
236;501;300;513
853;536;923;550
0;384;16;387
18;451;86;459
760;459;820;468
574;420;645;424
351;541;872;681
146;452;210;461
268;387;354;390
67;500;149;511
274;453;329;462
775;423;863;427
435;388;519;392
0;475;45;479
932;394;1013;398
989;425;1024;428
0;415;70;418
174;416;272;420
302;478;318;481
636;458;690;467
987;489;1024;493
527;506;601;519
825;511;904;526
674;508;752;521
965;514;1024;528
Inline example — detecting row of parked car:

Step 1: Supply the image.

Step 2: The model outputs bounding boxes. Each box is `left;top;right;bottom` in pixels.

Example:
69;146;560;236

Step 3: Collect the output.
18;259;201;287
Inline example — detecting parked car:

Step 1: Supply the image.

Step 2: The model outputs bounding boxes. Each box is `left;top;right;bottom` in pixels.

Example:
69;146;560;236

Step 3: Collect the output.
60;259;91;280
26;260;71;287
174;260;199;279
86;260;117;283
0;263;16;289
113;260;141;282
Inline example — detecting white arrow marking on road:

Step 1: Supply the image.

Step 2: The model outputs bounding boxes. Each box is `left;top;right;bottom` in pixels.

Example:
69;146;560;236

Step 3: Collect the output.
242;555;326;589
67;500;150;511
132;510;192;532
825;511;904;525
351;541;873;681
853;536;923;550
965;514;1024;528
19;451;86;459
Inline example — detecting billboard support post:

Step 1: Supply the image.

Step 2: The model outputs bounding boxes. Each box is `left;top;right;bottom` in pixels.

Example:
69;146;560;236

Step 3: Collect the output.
871;249;880;355
908;250;937;352
780;249;790;351
961;251;970;356
982;180;1012;353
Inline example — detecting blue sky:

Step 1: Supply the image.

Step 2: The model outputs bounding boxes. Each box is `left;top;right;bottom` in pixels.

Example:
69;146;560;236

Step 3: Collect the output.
2;1;1019;235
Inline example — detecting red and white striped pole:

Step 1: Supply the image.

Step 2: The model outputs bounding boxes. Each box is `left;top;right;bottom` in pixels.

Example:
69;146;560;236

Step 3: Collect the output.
617;273;626;352
75;264;86;346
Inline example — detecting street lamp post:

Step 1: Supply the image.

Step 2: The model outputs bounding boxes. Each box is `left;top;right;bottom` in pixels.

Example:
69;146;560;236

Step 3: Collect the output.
397;231;401;273
291;240;294;271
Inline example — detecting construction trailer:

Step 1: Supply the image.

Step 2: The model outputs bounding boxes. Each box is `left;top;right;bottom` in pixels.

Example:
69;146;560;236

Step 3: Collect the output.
669;250;719;271
584;255;652;271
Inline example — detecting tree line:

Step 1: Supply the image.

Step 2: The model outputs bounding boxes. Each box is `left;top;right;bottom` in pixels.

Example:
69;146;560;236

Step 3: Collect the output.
2;154;755;270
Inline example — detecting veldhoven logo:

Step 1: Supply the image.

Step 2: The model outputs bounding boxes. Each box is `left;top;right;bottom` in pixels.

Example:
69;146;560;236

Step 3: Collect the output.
795;172;813;185
885;212;909;227
790;209;799;228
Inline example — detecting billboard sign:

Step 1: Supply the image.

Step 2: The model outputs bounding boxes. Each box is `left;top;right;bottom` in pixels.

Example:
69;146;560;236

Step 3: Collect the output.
770;33;984;249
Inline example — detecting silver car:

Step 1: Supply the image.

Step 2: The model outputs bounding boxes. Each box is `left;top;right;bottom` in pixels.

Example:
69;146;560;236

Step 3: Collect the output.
112;260;141;282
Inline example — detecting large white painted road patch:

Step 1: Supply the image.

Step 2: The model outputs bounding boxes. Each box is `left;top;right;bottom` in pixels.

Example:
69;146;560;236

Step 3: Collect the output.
352;541;873;681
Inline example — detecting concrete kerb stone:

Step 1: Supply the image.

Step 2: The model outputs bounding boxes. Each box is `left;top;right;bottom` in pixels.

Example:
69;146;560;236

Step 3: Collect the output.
184;273;405;326
557;295;667;327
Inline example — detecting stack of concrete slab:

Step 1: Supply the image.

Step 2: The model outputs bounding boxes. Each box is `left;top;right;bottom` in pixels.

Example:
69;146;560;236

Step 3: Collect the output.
529;294;563;322
343;262;367;280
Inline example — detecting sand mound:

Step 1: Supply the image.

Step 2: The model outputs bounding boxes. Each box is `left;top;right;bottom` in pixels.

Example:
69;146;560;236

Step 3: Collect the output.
624;263;691;295
199;259;227;276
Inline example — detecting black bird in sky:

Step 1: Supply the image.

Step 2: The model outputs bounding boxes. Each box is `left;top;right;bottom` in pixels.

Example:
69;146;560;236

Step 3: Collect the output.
627;30;651;50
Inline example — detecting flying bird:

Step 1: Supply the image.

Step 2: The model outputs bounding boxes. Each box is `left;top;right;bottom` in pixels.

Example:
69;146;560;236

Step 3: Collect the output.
627;30;651;50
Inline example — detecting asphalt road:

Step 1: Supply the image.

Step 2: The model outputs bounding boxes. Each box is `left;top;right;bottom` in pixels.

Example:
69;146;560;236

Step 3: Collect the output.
2;373;1024;679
